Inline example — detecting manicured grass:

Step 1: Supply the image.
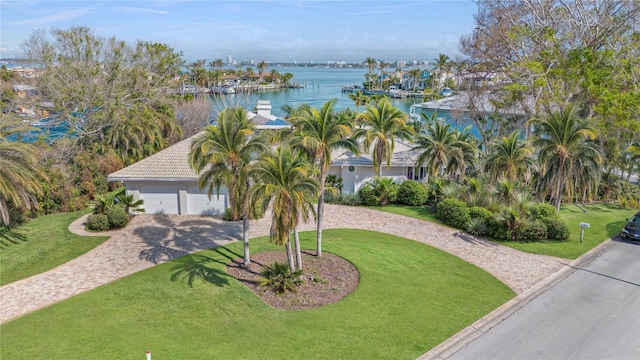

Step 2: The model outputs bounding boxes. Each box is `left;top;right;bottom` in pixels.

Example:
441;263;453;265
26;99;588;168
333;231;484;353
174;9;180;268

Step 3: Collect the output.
0;229;514;360
504;203;638;259
0;210;109;285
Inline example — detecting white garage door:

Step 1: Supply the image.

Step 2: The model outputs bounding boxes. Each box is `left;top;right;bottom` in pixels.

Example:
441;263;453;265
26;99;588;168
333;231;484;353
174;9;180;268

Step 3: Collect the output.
186;185;226;215
140;185;180;214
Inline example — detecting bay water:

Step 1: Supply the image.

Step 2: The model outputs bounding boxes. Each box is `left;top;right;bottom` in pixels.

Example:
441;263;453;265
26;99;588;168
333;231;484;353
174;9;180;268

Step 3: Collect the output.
225;66;422;118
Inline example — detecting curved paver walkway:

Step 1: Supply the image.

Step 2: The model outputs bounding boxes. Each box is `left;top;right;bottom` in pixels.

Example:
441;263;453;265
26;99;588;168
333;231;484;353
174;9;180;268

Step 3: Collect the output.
0;205;569;324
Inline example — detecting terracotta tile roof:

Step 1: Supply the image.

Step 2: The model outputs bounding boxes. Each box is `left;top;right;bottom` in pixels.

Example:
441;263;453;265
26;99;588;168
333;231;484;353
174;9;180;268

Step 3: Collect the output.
108;135;199;181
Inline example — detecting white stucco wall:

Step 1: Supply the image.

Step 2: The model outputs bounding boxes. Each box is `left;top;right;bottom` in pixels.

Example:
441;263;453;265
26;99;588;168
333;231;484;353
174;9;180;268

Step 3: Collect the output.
329;165;409;194
124;181;228;215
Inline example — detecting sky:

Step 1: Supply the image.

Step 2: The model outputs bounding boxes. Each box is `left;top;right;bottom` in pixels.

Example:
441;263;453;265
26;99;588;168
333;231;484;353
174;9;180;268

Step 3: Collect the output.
1;0;478;63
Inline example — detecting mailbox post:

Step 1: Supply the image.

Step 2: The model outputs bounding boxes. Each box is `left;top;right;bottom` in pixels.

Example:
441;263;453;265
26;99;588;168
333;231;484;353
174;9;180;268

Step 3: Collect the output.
579;222;590;243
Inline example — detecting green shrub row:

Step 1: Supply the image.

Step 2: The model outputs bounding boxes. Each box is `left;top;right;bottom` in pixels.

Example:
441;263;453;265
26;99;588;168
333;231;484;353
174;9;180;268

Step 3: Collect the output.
436;198;569;242
86;206;130;231
324;176;569;242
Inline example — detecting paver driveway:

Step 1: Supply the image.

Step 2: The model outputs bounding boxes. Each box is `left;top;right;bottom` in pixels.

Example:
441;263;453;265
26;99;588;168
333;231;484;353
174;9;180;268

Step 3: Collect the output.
0;204;568;323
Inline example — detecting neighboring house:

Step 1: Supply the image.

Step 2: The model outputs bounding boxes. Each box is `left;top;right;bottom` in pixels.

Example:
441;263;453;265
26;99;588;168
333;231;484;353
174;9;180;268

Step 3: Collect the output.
247;100;291;130
13;84;37;98
108;136;229;215
409;91;531;124
221;74;240;85
329;140;426;194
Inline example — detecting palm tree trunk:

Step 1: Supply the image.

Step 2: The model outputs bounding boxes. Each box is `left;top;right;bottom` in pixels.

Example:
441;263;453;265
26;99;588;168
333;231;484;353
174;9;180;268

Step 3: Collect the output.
294;229;303;270
242;213;250;265
554;172;564;212
285;239;296;272
316;171;326;257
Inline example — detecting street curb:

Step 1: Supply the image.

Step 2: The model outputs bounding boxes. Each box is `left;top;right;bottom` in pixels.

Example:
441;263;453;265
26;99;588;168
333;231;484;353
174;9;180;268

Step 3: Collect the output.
417;239;616;360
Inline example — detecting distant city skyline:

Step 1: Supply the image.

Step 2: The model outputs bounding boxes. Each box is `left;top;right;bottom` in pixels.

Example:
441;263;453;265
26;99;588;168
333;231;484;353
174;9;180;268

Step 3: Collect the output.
1;1;478;63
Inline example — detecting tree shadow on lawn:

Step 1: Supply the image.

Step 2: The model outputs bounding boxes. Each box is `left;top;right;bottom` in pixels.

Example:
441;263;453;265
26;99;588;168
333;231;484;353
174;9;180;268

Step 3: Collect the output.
134;214;243;264
169;247;251;287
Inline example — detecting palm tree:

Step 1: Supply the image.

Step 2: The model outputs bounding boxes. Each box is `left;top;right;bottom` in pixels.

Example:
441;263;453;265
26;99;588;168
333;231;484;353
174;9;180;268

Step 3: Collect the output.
348;90;368;112
432;53;451;91
412;122;465;180
210;69;223;87
269;69;280;83
529;105;602;212
189;59;209;87
286;99;359;257
211;58;224;71
365;57;377;89
0;119;45;225
452;59;468;90
378;60;390;89
103;103;181;165
281;72;294;86
257;60;267;82
447;125;478;181
244;67;256;80
484;131;536;182
353;99;412;176
250;146;319;271
115;189;146;214
189;107;269;265
408;68;421;92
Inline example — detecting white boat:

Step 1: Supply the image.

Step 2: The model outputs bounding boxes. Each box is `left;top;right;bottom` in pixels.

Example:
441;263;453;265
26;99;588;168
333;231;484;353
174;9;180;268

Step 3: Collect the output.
222;86;235;94
387;86;406;98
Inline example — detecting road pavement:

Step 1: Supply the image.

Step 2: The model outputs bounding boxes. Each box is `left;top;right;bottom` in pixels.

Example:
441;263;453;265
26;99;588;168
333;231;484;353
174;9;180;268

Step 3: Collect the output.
446;239;640;360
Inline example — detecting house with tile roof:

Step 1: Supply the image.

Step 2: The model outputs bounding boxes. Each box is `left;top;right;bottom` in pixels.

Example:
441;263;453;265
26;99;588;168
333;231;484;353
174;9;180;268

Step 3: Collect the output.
108;135;229;215
328;141;426;194
108;100;426;214
108;136;426;214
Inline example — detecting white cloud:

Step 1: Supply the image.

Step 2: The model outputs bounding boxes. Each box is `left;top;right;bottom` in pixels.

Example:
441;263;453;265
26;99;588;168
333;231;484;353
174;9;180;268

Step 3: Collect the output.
11;8;93;26
112;6;169;15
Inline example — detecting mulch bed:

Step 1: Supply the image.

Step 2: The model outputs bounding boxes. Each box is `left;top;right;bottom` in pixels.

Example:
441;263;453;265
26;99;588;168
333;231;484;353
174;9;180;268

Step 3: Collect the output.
226;250;360;310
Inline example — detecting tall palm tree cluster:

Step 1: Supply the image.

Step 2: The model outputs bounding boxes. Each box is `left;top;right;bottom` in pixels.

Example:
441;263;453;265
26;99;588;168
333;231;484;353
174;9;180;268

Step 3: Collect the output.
362;54;468;99
184;94;613;275
186;58;289;88
188;99;360;272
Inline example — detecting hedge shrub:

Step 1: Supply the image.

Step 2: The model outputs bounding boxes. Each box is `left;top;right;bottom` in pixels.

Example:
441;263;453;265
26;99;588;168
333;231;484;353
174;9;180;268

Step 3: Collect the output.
436;198;470;229
543;217;570;240
397;180;429;206
528;203;557;219
87;214;109;231
487;217;511;241
357;185;379;206
469;206;494;222
106;206;129;229
516;220;547;242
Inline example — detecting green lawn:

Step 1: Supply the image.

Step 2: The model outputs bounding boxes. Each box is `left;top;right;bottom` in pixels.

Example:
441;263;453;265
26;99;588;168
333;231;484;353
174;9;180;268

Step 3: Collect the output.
370;203;637;260
504;203;638;259
0;210;109;285
0;229;514;360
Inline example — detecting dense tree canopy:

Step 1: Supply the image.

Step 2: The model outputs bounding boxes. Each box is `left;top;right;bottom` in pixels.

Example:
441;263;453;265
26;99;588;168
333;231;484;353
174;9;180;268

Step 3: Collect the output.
21;26;185;161
460;0;640;153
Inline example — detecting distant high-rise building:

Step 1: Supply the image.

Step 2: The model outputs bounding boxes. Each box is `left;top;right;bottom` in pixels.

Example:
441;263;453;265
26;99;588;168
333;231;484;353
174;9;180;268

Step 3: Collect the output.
227;55;233;64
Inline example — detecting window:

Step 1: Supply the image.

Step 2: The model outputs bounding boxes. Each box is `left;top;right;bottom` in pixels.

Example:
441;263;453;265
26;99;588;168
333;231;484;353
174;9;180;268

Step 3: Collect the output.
348;165;355;173
407;167;414;180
